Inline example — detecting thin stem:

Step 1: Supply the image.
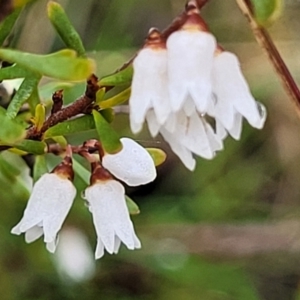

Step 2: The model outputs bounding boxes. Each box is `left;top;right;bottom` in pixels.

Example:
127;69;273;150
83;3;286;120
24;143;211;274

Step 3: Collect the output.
236;0;300;113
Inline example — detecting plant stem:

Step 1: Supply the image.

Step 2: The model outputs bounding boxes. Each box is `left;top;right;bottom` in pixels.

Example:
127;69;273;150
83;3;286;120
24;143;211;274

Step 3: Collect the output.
236;0;300;113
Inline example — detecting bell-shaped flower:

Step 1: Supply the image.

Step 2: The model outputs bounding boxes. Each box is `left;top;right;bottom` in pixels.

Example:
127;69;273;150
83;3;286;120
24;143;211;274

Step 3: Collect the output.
130;28;171;134
146;110;223;171
11;172;76;253
84;176;141;259
102;137;157;186
166;5;216;113
210;51;267;140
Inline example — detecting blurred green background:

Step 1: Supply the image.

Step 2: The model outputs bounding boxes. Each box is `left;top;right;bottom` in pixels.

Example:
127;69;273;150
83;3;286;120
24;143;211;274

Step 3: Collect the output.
2;0;300;299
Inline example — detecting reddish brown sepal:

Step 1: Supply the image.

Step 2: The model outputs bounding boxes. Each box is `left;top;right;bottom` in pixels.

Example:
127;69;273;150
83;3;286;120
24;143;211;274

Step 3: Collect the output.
90;162;112;185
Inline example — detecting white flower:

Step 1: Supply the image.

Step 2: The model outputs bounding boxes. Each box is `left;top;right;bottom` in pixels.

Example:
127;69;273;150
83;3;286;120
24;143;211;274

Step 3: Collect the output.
11;173;76;253
209;51;267;140
129;32;171;134
167;28;216;113
84;179;141;259
147;110;223;171
54;228;96;282
85;137;156;259
102;137;157;186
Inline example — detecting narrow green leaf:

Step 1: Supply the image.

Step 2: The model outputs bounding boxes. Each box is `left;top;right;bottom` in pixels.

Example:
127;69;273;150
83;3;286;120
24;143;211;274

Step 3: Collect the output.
27;85;40;115
125;196;140;215
0;107;25;143
0;49;95;81
73;158;90;185
100;87;131;109
0;8;22;46
6;75;40;119
99;65;133;86
51;136;68;147
33;155;48;182
47;1;86;57
100;108;114;123
146;148;166;167
14;139;47;155
252;0;283;26
95;87;106;104
0;64;33;80
34;104;45;131
92;110;122;154
44;115;95;139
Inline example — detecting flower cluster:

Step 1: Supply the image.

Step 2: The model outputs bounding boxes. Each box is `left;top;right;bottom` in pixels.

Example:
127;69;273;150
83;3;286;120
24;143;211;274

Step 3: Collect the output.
11;139;156;259
129;1;266;171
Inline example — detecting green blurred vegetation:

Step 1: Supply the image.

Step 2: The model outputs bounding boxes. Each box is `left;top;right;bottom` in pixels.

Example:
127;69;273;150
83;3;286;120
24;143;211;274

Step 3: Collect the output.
2;0;300;299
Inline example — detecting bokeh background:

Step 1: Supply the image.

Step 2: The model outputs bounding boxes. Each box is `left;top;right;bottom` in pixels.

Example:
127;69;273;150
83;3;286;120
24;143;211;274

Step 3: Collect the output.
2;0;300;299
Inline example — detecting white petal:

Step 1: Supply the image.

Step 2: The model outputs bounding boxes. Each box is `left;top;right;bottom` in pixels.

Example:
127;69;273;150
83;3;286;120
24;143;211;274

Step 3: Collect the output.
25;226;44;243
167;31;216;112
46;240;57;253
160;128;196;171
85;180;141;258
102;138;157;186
146;110;160;137
95;240;105;259
228;113;243;140
130;48;171;132
213;52;266;129
113;236;122;254
11;173;76;251
204;122;223;152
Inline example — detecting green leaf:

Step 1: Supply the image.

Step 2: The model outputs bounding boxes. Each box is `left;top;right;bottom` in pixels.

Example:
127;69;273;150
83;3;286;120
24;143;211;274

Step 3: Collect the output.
0;8;22;46
51;136;68;147
99;65;133;86
33;155;48;183
73;157;90;185
92;109;122;154
95;87;106;104
27;85;40;115
34;104;45;131
100;87;130;109
0;107;25;143
47;1;86;57
0;49;95;81
44;115;95;139
100;108;114;123
146;147;166;167
6;75;40;119
125;195;140;215
251;0;283;26
13;139;47;155
0;64;33;80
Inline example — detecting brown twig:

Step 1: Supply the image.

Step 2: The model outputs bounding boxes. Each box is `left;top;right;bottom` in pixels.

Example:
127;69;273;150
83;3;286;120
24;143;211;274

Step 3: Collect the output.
26;74;99;140
236;0;300;114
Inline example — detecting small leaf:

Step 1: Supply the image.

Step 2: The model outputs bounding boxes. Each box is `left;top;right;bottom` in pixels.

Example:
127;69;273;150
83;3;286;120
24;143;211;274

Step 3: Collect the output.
47;1;86;57
34;104;45;131
100;108;114;123
6;75;40;119
251;0;283;26
99;65;133;86
33;155;48;183
13;139;47;154
100;87;131;109
0;107;25;143
0;49;95;81
44;115;95;139
146;148;166;166
95;87;106;104
51;136;68;147
73;158;90;185
125;195;140;215
92;109;122;154
0;8;22;46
